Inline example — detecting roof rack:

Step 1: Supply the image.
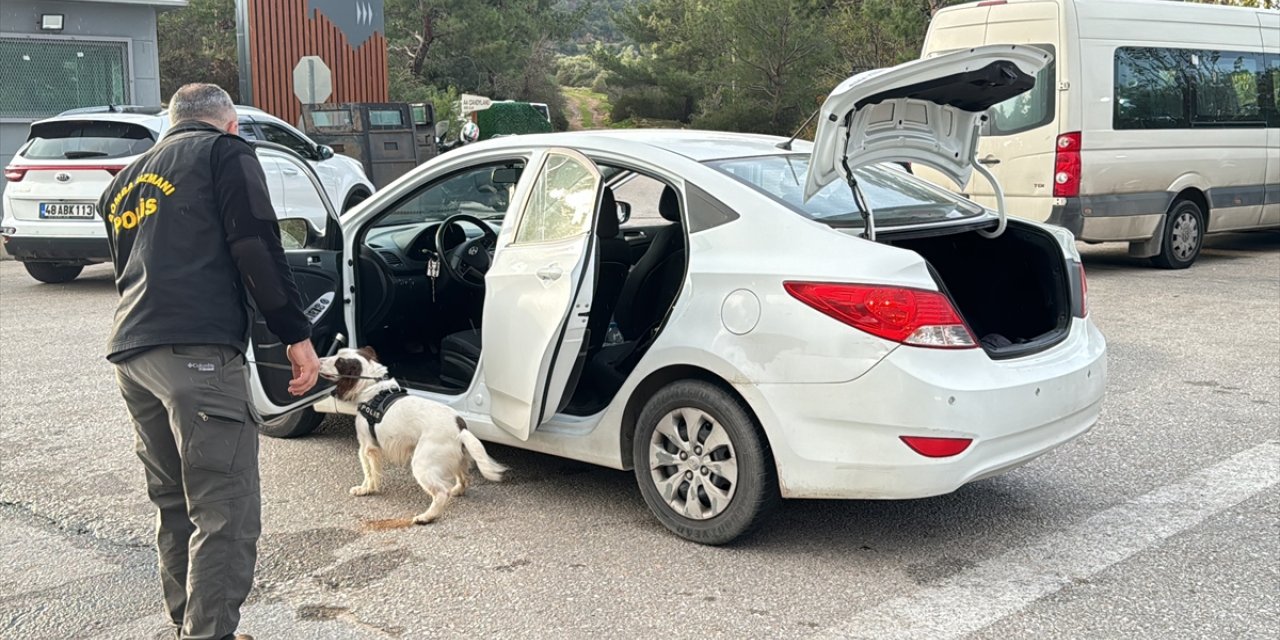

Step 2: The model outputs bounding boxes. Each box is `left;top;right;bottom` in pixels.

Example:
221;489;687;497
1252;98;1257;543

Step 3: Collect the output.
56;105;167;117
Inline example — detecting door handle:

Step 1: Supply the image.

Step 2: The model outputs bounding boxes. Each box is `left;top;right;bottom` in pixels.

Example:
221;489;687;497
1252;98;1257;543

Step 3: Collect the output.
282;168;300;176
977;154;1001;165
536;265;563;281
306;255;321;265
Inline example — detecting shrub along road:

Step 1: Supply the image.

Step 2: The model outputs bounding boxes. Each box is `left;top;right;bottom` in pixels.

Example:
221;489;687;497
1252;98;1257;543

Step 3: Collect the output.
1;232;1276;639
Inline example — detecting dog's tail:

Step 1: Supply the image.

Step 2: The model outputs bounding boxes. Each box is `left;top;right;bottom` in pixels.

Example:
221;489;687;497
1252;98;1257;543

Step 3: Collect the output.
457;416;506;482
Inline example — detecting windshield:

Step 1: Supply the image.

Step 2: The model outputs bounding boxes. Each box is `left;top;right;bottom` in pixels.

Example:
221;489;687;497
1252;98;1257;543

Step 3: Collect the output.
373;162;524;228
706;154;984;227
22;120;156;160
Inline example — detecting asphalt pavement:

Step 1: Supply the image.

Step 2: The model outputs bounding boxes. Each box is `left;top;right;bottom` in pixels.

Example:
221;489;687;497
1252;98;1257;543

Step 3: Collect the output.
1;231;1276;639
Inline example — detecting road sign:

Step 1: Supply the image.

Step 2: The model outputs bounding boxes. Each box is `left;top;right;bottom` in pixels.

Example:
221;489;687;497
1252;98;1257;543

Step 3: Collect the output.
293;56;333;104
460;93;492;116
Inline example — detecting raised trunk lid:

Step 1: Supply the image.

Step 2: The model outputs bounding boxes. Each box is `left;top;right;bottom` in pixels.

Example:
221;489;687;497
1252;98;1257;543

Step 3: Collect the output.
804;45;1052;232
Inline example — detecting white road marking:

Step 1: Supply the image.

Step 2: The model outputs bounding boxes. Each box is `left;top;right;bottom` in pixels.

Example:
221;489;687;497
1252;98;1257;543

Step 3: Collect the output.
818;441;1280;640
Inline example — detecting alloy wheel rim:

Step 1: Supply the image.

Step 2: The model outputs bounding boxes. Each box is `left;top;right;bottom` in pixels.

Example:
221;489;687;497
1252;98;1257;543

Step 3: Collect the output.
649;408;738;520
1170;211;1200;261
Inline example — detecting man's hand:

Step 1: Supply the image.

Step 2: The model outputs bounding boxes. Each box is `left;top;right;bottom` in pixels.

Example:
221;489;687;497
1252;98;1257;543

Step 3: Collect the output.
286;339;320;396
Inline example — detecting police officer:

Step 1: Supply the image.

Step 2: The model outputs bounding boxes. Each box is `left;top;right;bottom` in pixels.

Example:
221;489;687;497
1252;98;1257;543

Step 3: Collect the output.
99;83;319;640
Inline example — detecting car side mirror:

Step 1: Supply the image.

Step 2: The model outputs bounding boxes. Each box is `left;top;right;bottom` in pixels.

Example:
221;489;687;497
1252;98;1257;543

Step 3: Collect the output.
315;145;335;161
616;201;632;225
278;217;319;250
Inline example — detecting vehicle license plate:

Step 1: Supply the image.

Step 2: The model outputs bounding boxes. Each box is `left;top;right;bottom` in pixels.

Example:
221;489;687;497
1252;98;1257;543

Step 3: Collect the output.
39;203;97;219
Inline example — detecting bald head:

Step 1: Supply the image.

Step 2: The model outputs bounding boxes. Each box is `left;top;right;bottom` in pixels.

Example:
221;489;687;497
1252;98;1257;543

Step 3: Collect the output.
169;83;237;133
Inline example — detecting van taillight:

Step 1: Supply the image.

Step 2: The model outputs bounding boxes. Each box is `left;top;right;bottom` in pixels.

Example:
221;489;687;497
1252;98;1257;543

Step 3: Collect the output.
1053;132;1081;198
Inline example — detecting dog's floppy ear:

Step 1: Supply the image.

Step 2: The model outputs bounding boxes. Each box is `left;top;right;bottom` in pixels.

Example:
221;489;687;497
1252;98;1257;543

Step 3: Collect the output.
357;346;379;363
334;357;363;400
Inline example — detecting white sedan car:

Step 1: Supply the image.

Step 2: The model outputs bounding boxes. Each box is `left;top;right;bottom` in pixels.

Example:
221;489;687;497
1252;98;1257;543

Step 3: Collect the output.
1;105;372;283
249;45;1106;544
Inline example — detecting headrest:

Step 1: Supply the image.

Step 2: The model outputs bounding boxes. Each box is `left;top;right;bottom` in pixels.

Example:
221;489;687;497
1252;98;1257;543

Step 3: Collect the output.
597;187;620;238
659;186;681;222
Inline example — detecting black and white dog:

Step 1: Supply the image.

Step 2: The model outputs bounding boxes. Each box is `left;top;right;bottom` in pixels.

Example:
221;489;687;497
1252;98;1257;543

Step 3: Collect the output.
319;347;506;524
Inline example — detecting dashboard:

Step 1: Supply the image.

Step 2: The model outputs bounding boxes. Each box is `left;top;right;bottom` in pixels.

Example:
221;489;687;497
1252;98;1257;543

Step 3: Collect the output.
363;220;498;276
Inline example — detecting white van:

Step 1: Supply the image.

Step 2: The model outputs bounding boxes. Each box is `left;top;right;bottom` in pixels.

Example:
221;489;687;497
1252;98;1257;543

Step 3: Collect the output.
921;0;1279;268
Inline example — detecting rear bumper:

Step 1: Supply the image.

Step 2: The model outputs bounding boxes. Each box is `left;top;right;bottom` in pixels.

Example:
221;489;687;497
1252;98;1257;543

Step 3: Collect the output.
1049;196;1164;242
747;318;1107;500
0;235;109;263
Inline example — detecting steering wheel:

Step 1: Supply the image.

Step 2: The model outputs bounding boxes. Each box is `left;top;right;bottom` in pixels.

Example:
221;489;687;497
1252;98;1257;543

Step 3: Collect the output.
435;214;500;289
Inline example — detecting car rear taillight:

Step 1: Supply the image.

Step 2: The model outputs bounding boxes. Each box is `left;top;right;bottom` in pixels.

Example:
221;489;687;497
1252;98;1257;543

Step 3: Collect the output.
783;282;977;348
1078;264;1088;317
1053;132;1081;198
900;436;973;458
4;165;123;181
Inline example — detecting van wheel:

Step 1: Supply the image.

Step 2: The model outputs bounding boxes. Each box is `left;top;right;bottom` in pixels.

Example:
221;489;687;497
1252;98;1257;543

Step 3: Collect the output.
259;407;325;438
1151;199;1204;269
633;380;779;545
24;262;83;284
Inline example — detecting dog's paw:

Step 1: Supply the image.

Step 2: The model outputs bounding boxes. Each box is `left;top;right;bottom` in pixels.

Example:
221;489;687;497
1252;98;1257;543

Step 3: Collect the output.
349;485;376;497
412;514;438;525
449;486;467;497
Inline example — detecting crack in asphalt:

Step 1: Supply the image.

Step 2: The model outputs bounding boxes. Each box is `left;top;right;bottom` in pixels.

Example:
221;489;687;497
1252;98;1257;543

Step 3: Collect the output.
0;500;150;552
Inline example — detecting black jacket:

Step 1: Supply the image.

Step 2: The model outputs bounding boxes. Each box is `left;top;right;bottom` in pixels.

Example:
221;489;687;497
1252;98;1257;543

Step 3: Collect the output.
99;120;311;361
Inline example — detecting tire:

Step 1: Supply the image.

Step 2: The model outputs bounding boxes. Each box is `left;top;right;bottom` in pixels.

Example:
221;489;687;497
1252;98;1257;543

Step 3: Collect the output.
632;379;779;545
23;262;83;284
1151;199;1205;269
258;407;325;438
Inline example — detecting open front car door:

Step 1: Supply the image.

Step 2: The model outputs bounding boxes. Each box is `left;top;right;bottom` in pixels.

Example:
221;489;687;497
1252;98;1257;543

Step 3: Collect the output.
482;148;602;440
247;145;348;421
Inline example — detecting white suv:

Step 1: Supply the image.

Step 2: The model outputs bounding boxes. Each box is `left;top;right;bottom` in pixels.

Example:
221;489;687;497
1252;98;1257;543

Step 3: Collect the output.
1;105;373;283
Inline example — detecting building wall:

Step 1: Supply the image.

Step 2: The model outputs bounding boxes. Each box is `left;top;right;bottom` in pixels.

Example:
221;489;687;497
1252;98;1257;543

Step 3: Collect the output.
0;0;174;224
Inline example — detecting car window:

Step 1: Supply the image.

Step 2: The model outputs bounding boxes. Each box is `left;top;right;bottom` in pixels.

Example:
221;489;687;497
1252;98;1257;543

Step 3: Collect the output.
514;152;598;244
610;172;674;228
706;154;984;228
1270;54;1280;127
986;44;1056;135
22;120;155;160
257;122;313;156
238;120;260;141
373;161;525;228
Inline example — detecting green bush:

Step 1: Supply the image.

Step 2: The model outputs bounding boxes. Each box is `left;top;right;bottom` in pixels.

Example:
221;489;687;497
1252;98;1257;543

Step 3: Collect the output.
556;55;602;88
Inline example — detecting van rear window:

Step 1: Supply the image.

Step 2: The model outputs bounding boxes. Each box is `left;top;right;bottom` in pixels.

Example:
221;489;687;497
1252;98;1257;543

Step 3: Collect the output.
22;120;155;160
987;44;1056;136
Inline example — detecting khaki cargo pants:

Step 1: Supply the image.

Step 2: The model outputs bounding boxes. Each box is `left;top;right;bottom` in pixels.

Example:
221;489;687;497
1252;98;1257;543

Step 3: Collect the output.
115;344;259;640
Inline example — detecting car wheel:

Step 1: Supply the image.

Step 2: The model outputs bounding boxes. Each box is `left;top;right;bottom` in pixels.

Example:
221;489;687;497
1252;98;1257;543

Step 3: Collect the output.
343;190;369;212
1151;199;1205;269
23;262;83;284
258;407;325;438
633;379;779;545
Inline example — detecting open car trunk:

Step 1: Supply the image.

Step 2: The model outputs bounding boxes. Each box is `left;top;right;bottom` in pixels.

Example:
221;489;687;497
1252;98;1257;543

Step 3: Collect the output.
888;221;1072;359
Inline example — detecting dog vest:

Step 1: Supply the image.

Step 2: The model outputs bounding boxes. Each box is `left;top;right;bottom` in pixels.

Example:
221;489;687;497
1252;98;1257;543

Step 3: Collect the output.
357;387;409;447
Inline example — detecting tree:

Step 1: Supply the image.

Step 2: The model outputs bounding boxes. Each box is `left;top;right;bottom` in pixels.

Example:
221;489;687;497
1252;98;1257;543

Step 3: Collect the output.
157;0;240;102
384;0;586;129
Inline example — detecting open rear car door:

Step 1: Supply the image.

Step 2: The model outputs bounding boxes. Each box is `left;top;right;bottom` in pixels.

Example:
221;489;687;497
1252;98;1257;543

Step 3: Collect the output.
804;44;1050;239
247;145;348;420
481;148;602;440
